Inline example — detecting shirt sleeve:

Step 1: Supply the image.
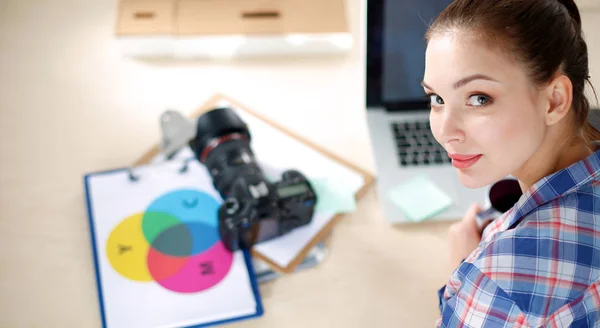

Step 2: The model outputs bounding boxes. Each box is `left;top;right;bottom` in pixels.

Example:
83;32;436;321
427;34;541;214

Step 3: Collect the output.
437;285;446;314
436;262;531;328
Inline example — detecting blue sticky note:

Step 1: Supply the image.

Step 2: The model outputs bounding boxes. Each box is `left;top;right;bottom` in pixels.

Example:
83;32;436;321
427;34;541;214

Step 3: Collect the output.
387;174;453;222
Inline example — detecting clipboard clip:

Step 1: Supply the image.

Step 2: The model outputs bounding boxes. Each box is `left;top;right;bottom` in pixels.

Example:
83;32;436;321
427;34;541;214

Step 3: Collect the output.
159;109;197;160
126;109;197;182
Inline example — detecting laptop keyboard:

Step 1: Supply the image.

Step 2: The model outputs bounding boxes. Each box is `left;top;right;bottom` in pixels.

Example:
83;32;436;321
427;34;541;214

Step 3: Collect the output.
391;120;451;167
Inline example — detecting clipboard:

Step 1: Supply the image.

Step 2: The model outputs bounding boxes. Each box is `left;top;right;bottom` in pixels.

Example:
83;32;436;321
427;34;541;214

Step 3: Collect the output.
133;93;376;274
83;158;264;328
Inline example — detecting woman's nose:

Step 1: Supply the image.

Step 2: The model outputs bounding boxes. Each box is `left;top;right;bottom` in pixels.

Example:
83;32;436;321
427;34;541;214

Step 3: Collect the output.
435;107;465;145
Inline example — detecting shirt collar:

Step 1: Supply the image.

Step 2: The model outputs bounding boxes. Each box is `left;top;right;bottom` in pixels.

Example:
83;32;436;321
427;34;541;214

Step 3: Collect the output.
489;145;600;235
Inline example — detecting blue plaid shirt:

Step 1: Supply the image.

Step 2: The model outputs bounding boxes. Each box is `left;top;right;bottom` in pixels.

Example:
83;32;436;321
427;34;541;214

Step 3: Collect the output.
437;148;600;327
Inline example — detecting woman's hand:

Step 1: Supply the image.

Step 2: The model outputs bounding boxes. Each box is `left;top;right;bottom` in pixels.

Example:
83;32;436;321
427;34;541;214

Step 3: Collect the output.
447;203;483;267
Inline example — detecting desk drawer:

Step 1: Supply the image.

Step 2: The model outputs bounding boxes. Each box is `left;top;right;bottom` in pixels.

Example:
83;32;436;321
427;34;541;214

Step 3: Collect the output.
117;0;176;35
176;0;282;35
176;0;347;35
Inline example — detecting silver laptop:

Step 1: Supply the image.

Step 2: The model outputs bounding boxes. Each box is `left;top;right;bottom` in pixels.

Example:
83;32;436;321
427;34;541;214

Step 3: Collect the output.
364;0;489;224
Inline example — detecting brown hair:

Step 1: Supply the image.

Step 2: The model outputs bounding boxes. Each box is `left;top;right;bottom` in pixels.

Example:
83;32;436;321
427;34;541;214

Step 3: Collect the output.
426;0;600;143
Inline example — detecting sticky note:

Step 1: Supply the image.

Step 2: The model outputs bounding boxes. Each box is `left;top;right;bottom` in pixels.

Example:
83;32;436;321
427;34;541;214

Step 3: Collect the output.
264;173;356;214
310;177;357;214
387;174;453;222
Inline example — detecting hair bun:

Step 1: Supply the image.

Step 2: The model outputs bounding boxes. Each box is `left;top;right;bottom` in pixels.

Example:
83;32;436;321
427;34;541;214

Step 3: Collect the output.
557;0;582;26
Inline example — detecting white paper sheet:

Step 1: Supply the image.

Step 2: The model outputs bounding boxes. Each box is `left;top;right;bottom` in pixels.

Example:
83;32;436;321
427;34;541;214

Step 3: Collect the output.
252;211;336;268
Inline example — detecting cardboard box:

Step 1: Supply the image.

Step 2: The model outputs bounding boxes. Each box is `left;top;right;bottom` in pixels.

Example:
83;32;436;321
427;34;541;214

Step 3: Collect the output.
114;0;352;58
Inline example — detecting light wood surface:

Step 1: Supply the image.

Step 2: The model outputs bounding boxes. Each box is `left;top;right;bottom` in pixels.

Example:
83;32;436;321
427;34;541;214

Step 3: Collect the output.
8;1;600;327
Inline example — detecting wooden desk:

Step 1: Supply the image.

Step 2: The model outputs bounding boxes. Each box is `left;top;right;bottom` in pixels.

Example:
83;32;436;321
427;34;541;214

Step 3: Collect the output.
223;188;455;327
0;148;454;328
0;0;456;326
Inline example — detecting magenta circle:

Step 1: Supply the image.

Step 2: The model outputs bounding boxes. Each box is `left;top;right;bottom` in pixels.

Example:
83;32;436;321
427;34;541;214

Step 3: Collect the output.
153;241;234;293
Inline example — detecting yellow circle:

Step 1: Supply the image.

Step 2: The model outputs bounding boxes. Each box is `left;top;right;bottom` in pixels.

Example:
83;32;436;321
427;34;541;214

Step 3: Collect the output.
106;213;152;282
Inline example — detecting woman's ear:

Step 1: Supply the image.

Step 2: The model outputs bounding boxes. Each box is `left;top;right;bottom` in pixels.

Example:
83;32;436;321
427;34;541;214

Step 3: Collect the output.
545;74;573;126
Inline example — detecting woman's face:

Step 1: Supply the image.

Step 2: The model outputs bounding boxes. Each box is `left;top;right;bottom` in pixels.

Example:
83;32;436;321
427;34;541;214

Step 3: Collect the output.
423;32;548;189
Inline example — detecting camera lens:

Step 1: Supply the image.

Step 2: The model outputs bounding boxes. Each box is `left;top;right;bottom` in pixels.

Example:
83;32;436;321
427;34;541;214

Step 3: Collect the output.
190;107;264;199
192;107;251;162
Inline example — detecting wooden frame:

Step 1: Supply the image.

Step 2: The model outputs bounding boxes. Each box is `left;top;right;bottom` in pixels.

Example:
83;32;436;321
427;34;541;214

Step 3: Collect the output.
133;93;376;273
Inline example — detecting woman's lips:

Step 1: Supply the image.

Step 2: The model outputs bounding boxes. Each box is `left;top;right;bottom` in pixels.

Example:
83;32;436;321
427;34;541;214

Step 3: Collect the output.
448;154;483;169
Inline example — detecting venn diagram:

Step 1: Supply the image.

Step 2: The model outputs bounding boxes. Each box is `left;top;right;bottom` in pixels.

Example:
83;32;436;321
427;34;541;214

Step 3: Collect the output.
105;189;233;294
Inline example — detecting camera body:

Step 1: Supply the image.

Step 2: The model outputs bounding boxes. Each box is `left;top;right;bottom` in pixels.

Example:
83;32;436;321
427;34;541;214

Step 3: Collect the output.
189;107;317;252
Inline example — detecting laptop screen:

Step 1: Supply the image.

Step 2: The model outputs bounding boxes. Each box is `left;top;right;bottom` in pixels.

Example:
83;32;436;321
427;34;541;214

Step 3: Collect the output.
366;0;452;110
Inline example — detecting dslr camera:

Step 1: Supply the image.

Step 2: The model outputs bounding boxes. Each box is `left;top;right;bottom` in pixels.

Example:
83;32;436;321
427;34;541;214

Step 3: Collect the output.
188;107;317;252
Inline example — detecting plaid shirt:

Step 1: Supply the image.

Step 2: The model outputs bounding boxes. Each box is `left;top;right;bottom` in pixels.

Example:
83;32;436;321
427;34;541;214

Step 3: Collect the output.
437;148;600;327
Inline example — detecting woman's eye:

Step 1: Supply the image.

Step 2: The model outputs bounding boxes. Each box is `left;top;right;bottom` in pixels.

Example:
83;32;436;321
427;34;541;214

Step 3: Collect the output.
429;94;444;105
467;95;490;106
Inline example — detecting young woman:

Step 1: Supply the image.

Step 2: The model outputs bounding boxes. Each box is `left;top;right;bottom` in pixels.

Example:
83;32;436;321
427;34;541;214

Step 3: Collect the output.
422;0;600;326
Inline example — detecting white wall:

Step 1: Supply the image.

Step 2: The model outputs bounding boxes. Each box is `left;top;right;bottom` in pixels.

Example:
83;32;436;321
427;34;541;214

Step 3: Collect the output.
578;0;600;11
581;5;600;108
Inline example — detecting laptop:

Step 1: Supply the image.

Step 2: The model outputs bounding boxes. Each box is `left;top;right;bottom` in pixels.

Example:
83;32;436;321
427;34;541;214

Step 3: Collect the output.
365;0;489;224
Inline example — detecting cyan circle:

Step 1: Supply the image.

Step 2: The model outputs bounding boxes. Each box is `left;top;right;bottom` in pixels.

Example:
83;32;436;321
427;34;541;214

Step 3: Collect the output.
185;221;221;256
145;189;220;228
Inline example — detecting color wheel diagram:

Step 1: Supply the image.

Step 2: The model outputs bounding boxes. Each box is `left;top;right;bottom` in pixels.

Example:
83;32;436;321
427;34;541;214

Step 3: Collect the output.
105;188;233;294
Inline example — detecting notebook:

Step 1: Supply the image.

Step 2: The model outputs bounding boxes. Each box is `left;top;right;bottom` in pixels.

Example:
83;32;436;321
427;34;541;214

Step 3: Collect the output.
84;158;263;328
